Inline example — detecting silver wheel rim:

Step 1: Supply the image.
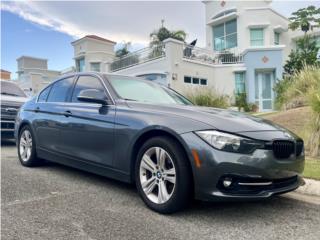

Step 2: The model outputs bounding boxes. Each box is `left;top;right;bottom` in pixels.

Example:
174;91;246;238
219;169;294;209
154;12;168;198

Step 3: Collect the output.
139;147;176;204
19;130;32;162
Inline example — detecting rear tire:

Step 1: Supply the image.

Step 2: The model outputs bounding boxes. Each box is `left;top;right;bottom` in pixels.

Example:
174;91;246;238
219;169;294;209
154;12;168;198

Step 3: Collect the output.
135;136;192;214
18;125;43;167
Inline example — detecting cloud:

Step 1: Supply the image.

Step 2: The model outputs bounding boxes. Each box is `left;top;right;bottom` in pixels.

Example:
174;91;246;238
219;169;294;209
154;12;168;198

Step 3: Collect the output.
1;1;205;48
1;1;90;38
2;1;319;49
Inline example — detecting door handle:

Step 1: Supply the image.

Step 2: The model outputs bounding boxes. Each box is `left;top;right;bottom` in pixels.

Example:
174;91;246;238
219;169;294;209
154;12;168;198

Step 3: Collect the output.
35;107;40;113
63;110;72;117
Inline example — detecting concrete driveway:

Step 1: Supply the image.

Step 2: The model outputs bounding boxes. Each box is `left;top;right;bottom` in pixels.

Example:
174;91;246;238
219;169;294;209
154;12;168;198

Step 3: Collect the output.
1;141;320;240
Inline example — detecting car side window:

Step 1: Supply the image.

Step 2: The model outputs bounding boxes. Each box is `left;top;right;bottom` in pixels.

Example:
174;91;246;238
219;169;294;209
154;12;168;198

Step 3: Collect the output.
38;86;52;102
71;76;106;103
47;77;74;102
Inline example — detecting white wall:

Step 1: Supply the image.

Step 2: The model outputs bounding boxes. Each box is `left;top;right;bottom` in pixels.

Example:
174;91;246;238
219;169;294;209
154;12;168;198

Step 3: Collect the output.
72;37;115;72
204;0;293;63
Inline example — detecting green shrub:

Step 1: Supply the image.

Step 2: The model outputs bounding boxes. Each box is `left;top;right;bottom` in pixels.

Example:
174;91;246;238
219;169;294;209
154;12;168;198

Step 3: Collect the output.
234;93;249;111
273;77;291;110
284;65;320;157
185;88;230;109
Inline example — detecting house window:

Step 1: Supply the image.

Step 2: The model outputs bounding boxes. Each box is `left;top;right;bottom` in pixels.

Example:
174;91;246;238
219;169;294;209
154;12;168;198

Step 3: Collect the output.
200;79;207;85
76;58;85;72
315;36;320;48
250;28;264;46
192;78;199;84
212;9;237;19
184;76;208;86
90;62;101;72
274;32;280;45
235;72;245;94
213;19;237;51
184;76;192;83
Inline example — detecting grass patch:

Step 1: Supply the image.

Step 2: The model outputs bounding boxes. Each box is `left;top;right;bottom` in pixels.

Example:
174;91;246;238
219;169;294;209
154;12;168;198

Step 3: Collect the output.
303;158;320;180
185;88;230;108
251;111;279;117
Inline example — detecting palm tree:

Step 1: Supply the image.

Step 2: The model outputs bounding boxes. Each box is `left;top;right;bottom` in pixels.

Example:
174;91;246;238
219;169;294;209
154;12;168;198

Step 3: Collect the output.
115;42;131;58
150;24;187;47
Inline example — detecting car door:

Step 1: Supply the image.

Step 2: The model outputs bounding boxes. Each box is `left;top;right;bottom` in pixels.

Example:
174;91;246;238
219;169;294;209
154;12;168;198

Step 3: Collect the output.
33;76;75;153
58;74;115;167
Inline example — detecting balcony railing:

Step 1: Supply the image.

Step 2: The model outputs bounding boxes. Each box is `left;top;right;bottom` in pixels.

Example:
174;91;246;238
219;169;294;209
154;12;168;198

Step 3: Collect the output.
110;44;165;72
183;45;243;65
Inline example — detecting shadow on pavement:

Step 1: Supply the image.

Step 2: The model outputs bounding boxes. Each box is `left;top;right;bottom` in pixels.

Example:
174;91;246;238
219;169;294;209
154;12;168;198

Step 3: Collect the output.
32;159;313;217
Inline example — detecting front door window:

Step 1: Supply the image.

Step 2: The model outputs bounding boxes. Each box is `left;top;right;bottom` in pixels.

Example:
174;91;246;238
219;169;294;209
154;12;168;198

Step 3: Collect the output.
255;71;274;111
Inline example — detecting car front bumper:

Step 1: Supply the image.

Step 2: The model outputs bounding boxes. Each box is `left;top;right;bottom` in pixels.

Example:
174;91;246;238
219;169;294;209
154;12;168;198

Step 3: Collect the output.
180;132;305;201
1;119;16;139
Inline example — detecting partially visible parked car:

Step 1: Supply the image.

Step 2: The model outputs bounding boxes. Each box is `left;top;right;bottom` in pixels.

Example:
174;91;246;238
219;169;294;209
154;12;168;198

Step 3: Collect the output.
1;80;28;139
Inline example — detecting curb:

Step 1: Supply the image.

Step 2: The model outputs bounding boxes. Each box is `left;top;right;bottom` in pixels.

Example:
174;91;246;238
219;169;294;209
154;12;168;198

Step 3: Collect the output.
295;178;320;197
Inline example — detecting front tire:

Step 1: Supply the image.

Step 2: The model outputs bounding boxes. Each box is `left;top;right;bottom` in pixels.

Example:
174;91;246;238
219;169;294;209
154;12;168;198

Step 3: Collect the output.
135;136;192;214
18;125;42;167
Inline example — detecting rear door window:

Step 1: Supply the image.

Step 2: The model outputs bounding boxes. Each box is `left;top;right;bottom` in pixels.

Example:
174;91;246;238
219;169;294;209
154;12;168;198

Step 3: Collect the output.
47;77;74;102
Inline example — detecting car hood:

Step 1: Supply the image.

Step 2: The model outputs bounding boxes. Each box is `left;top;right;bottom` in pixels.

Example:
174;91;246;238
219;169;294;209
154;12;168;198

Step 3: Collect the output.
127;102;290;135
1;95;29;105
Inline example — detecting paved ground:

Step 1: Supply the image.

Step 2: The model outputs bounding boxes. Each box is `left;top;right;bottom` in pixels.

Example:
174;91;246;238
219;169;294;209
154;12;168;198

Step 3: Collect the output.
2;141;320;240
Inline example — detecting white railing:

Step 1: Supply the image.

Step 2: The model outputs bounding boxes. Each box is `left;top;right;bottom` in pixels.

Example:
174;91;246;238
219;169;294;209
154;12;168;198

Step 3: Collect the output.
110;44;165;72
183;45;243;65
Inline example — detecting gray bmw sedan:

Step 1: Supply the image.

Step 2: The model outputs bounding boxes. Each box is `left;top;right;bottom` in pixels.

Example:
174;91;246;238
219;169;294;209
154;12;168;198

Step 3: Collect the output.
15;72;305;213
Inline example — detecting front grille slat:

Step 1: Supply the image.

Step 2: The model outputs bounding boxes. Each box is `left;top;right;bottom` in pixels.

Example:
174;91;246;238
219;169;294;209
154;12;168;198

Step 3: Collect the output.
296;140;304;156
272;140;295;159
1;105;20;120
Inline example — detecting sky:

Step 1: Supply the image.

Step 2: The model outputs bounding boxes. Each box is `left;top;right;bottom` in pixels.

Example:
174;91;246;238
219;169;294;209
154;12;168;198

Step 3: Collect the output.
1;0;320;79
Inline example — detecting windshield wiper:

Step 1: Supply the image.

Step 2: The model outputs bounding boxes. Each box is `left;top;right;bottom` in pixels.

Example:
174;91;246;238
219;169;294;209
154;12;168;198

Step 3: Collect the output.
1;92;20;97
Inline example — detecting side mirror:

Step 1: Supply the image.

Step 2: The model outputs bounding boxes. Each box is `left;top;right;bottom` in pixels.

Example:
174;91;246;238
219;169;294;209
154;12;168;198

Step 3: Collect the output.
77;89;110;105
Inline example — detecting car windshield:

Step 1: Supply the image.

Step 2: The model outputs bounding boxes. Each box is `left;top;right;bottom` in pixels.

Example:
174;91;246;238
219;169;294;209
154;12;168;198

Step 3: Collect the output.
107;75;193;105
1;81;26;97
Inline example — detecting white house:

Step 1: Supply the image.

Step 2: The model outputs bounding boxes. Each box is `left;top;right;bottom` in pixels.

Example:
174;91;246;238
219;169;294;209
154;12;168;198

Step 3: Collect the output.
16;0;319;111
16;56;61;95
69;1;319;112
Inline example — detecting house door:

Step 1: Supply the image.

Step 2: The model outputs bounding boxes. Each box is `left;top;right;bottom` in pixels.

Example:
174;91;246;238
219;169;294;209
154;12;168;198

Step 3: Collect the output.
255;71;274;112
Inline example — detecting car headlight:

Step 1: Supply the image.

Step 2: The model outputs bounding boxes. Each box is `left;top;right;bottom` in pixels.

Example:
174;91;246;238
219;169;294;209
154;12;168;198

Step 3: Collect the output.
195;130;263;154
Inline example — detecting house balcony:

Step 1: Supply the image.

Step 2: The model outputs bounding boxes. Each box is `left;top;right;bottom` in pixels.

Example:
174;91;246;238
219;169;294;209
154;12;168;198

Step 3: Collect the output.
183;45;243;65
110;44;165;72
109;39;243;73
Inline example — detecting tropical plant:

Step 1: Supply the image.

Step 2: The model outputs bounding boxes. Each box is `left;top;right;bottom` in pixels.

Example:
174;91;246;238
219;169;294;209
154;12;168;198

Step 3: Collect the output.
289;5;320;33
283;35;319;76
283;65;320;157
235;93;249;112
150;27;187;47
115;42;131;58
185;88;230;109
273;77;291;110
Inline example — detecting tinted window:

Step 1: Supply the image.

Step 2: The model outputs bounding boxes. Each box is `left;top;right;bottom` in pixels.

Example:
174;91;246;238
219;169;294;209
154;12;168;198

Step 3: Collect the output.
47;77;74;102
38;86;51;102
1;81;26;97
72;76;106;103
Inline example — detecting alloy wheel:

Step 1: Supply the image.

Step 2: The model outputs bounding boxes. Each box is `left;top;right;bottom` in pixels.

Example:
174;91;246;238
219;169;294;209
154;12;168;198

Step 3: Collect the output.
139;147;176;204
19;130;33;162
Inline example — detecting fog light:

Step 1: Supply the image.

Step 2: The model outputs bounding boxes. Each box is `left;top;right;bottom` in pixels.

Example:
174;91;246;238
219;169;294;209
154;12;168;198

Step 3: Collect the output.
223;178;232;188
